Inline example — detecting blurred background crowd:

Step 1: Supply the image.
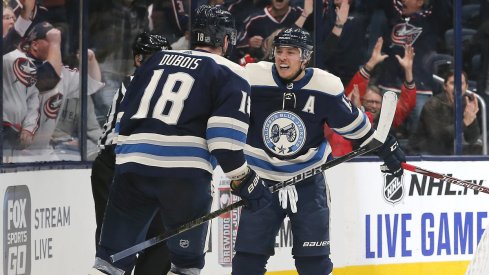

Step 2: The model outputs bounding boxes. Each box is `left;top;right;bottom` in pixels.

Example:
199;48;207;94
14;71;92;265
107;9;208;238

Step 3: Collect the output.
1;0;489;163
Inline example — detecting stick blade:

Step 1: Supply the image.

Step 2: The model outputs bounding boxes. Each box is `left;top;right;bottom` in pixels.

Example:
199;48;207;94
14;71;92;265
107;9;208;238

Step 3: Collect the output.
374;91;398;143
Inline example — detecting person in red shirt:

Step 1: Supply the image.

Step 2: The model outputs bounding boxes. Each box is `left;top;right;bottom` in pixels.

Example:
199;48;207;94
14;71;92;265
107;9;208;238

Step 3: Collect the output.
325;37;416;157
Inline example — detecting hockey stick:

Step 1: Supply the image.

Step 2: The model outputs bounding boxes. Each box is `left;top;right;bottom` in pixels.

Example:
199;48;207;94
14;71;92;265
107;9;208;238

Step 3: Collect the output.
402;163;489;194
110;91;398;263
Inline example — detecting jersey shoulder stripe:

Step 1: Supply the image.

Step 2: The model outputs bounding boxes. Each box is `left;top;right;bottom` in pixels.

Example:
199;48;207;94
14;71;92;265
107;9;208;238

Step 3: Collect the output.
245;61;276;87
303;68;344;96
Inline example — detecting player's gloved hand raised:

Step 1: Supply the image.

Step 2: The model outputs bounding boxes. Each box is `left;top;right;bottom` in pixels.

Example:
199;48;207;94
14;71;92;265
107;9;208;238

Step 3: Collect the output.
230;168;272;212
375;134;406;177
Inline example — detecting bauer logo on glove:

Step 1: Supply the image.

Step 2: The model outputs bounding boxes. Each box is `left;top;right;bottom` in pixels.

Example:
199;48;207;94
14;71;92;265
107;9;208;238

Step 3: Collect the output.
247;175;260;194
231;168;272;211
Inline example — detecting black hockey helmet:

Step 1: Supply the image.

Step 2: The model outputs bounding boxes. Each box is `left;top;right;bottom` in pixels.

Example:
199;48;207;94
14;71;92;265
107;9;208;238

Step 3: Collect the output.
132;32;171;57
191;5;237;49
272;27;313;62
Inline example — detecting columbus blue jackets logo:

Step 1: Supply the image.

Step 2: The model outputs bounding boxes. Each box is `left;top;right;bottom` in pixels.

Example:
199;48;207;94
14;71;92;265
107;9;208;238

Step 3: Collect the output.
13;57;37;87
391;22;422;46
383;173;405;205
44;93;63;119
262;111;306;156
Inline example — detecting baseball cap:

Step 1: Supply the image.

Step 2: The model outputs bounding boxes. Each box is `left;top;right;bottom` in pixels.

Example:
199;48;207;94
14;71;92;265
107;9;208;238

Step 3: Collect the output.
23;21;54;43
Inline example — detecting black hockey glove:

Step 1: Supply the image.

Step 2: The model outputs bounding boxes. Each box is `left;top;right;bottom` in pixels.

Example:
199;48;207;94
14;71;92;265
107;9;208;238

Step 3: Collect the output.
231;168;272;212
375;134;406;177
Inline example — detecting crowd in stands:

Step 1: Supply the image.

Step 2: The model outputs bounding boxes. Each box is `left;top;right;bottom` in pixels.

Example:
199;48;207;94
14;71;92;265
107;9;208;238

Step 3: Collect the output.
1;0;489;163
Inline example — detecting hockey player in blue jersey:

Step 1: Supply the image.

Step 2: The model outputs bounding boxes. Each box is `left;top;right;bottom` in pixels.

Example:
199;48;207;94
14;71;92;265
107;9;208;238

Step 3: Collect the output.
91;32;172;275
90;5;271;275
232;27;406;275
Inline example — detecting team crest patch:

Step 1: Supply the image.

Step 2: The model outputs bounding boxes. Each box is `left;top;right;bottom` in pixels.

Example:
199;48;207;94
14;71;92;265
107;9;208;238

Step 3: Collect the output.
44;93;63;119
13;57;37;87
383;173;404;205
391;22;422;46
262;110;306;156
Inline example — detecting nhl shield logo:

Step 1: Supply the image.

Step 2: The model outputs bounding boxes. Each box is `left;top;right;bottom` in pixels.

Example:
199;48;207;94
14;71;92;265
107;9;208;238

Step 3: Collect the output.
383;173;404;205
179;239;190;248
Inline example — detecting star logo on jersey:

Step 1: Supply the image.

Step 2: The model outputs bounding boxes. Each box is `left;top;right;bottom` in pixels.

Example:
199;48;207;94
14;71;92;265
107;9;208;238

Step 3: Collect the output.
44;93;63;119
278;145;287;154
391;22;422;46
262;110;306;156
383;173;405;205
13;57;37;87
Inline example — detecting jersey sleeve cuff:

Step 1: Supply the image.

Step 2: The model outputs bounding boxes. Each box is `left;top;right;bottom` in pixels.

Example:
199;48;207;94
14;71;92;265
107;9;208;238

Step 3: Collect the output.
14;16;31;37
224;162;249;180
360;66;371;79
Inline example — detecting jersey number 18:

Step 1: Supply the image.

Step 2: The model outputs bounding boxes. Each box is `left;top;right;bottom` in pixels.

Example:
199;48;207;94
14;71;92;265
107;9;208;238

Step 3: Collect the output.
131;69;194;125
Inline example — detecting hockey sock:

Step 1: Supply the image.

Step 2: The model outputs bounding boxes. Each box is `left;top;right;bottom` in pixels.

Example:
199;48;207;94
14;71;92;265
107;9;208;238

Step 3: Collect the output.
232;252;268;275
294;255;333;275
169;252;205;270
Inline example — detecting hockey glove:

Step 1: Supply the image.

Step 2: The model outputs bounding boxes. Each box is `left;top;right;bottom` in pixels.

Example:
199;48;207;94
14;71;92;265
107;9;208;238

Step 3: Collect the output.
231;168;272;212
375;134;406;177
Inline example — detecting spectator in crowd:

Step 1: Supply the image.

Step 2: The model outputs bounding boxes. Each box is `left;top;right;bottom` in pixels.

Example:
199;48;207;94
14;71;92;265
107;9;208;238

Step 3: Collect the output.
408;71;482;155
3;0;35;53
234;0;312;62
2;28;40;159
10;22;104;162
325;37;416;156
376;0;451;133
225;0;265;36
149;0;188;44
359;86;383;121
319;0;372;85
51;96;102;160
3;4;15;36
90;32;172;275
347;37;416;130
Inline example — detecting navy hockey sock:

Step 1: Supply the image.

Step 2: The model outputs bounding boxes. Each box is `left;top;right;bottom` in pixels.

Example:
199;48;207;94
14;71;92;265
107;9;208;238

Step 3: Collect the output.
294;255;333;275
232;252;268;275
169;252;205;270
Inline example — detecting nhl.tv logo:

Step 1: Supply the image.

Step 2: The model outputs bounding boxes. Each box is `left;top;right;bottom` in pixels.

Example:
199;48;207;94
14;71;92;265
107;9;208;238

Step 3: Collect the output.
4;185;31;275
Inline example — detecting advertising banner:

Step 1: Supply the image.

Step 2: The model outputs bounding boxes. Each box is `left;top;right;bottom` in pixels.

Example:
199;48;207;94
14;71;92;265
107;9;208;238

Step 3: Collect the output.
327;161;488;275
0;169;95;275
0;160;487;274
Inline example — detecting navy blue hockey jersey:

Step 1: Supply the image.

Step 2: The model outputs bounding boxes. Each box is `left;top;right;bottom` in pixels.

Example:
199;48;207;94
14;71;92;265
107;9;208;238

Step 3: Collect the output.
114;50;251;180
245;62;373;182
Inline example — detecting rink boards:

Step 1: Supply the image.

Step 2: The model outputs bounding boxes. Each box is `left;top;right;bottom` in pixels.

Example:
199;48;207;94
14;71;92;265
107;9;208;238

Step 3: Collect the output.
0;159;487;275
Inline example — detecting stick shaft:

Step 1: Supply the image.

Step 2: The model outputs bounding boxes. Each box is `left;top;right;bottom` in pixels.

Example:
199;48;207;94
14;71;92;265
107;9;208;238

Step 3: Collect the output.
110;141;381;263
402;163;489;194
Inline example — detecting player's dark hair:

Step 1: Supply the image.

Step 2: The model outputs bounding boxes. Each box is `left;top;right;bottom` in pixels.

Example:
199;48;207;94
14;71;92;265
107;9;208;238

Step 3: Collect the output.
191;5;237;52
